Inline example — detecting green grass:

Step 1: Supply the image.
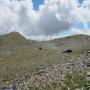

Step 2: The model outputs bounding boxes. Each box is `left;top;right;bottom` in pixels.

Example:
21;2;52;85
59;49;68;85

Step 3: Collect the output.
0;44;62;79
0;43;89;80
0;33;90;89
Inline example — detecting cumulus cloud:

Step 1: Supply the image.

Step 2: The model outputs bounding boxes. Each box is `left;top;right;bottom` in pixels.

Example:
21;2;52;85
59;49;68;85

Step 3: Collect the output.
0;1;15;34
71;28;90;35
0;0;90;40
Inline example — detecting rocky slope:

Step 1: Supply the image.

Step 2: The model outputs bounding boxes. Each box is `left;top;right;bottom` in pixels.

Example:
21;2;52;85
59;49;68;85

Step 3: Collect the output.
45;34;90;51
0;32;90;90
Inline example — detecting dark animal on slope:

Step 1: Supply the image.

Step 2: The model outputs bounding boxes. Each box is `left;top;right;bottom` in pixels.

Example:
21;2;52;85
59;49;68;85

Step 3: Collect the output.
63;49;73;54
38;47;42;50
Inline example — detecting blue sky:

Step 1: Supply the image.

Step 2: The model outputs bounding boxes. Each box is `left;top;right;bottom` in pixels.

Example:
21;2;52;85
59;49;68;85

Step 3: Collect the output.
32;0;84;10
74;23;85;29
78;0;84;4
32;0;44;10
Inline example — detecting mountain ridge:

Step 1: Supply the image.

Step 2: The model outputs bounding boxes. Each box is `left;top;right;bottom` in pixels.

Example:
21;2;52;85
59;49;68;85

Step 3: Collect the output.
0;32;28;45
0;32;90;89
0;32;90;42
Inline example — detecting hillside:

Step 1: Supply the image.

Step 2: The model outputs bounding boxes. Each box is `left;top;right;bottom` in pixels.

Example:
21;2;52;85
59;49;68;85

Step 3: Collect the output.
0;32;90;89
46;34;90;49
0;32;34;58
39;34;90;57
0;32;28;46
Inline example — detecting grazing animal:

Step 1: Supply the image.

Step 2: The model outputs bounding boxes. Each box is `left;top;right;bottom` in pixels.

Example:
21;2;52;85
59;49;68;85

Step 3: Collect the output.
63;49;73;54
38;47;42;50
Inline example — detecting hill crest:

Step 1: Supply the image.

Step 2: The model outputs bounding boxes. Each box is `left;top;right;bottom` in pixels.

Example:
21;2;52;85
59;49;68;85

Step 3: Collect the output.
0;32;28;45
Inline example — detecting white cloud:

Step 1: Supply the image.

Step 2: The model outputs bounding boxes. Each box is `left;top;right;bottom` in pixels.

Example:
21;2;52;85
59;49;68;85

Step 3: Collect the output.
0;0;90;40
71;28;90;35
